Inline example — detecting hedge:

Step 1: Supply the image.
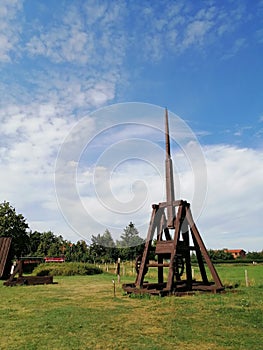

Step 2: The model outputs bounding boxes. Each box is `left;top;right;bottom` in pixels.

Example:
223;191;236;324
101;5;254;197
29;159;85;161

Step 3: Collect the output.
33;262;103;276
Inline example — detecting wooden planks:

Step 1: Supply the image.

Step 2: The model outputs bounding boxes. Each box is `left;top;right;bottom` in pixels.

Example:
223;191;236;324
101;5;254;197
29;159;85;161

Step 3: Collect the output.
4;276;53;286
0;237;12;278
155;241;174;255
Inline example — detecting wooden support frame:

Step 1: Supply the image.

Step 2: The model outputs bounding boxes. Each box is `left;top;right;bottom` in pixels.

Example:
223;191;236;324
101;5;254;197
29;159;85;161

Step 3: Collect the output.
122;108;224;296
4;259;53;286
0;237;12;279
123;200;224;296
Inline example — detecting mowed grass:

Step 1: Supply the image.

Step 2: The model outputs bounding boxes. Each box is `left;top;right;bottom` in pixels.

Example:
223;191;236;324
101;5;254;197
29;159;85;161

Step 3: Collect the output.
0;264;262;350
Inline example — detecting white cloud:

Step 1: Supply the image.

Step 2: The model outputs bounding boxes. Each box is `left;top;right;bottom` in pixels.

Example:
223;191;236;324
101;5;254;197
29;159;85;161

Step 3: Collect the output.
0;102;74;217
0;0;22;62
53;108;263;251
197;145;263;251
0;1;262;253
1;97;262;252
26;26;93;64
130;1;250;61
25;1;126;68
222;37;247;60
75;143;262;251
181;19;213;50
0;0;257;68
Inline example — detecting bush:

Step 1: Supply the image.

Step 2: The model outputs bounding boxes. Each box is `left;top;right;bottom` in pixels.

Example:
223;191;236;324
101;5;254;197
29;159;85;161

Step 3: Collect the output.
33;262;103;276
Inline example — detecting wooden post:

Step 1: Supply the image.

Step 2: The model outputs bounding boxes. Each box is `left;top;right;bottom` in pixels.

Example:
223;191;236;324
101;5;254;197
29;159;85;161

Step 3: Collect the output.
117;258;121;283
186;206;224;290
166;204;184;291
136;204;160;287
112;279;116;297
245;269;249;287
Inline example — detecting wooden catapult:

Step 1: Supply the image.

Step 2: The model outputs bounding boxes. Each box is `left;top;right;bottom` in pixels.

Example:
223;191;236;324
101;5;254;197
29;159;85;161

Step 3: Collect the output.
0;237;53;286
123;109;224;296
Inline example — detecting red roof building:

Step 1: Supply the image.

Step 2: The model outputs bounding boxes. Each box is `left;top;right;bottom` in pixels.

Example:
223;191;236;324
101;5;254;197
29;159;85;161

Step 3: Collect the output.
225;249;246;259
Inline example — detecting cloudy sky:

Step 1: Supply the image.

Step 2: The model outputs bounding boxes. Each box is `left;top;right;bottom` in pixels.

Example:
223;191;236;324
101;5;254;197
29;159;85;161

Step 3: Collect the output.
0;0;262;251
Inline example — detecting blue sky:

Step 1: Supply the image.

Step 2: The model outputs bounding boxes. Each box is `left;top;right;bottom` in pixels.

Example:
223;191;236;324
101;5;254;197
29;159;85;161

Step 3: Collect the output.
0;0;263;251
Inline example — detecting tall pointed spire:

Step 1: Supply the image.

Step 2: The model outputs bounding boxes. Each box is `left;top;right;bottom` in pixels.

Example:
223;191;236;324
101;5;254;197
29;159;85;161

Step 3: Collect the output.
123;107;224;296
165;108;175;227
165;107;171;158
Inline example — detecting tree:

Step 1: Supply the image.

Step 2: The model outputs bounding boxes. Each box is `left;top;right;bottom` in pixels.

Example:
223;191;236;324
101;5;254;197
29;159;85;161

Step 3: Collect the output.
36;231;64;257
68;240;90;262
90;229;117;263
0;201;30;259
117;222;144;261
28;231;42;256
246;251;263;260
208;249;233;261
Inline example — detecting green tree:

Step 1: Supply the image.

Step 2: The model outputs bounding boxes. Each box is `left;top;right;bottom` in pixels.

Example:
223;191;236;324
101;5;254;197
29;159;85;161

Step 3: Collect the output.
69;240;90;262
90;229;117;263
47;237;64;257
28;231;42;256
208;249;233;261
0;201;29;259
117;222;144;261
36;231;63;257
27;231;66;258
246;251;263;260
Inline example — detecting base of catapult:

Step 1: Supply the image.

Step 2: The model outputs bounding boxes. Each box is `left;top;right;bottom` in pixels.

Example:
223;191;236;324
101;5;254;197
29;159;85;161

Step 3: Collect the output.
123;281;224;297
4;276;53;286
122;199;224;297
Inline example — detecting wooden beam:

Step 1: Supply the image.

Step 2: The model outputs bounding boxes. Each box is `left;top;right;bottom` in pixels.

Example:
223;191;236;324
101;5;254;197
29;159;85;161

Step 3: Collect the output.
166;204;184;291
136;205;162;287
181;212;192;290
0;237;12;278
186;206;224;289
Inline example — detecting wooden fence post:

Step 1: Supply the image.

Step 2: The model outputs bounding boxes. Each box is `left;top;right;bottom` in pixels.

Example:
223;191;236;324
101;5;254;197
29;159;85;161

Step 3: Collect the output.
245;269;249;287
117;258;120;283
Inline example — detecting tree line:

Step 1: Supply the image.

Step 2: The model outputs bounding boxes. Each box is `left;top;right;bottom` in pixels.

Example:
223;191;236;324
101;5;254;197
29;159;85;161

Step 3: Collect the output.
1;201;262;263
0;201;144;263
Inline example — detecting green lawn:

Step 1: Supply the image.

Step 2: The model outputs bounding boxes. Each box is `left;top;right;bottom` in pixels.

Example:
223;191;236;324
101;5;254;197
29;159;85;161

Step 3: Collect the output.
0;264;262;350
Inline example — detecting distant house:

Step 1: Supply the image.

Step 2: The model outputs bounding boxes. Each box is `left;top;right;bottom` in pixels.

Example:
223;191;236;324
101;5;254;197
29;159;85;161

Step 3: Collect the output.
225;249;246;259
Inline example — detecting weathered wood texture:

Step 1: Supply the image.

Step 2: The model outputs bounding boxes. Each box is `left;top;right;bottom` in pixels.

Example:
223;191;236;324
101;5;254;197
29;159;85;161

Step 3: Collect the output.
4;275;53;286
123;200;224;296
165;108;175;227
122;109;224;297
0;237;12;279
4;259;54;286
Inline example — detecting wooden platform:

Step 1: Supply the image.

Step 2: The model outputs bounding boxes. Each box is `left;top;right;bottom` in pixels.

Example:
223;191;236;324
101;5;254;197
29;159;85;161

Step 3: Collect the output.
4;275;53;286
3;258;54;286
123;281;224;297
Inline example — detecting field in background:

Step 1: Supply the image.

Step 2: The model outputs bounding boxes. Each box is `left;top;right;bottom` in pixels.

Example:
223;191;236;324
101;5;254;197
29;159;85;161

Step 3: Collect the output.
0;264;262;350
100;261;262;288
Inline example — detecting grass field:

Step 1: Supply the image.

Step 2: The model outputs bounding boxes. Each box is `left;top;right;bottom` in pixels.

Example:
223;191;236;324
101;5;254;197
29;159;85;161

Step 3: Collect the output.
0;264;262;350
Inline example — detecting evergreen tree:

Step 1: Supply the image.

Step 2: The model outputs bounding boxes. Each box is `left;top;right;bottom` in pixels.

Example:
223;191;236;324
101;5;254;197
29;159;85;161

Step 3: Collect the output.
90;229;117;262
117;222;144;261
69;240;90;262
